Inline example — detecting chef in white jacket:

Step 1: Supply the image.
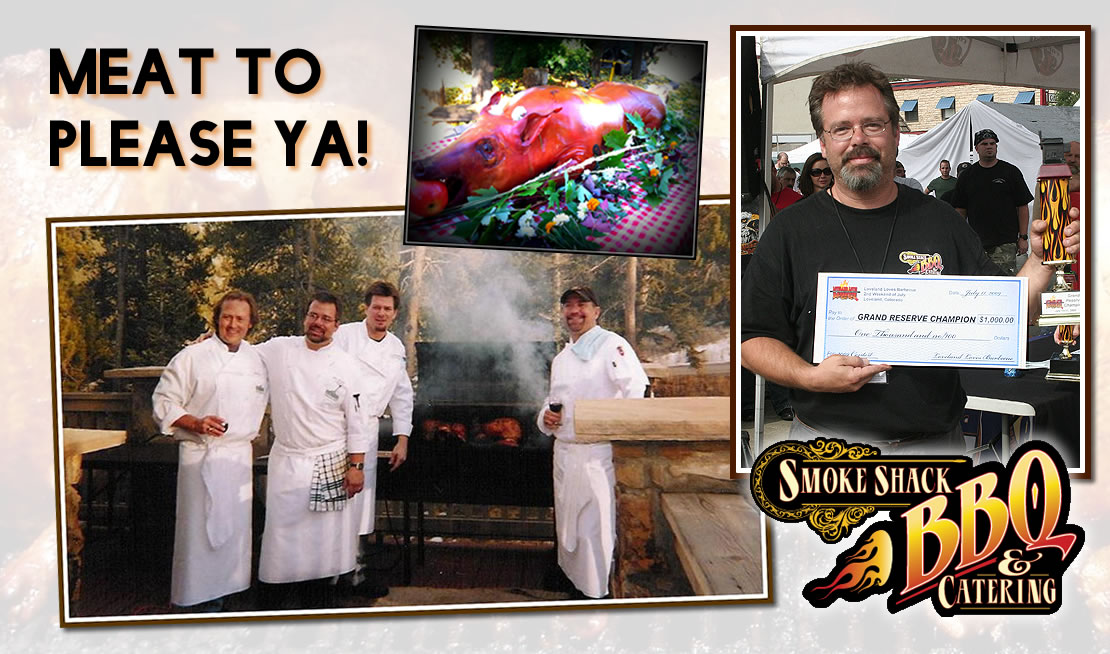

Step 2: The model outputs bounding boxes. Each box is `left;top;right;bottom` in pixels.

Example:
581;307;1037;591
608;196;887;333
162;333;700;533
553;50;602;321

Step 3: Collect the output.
255;291;370;609
538;286;648;599
332;280;413;597
152;290;269;611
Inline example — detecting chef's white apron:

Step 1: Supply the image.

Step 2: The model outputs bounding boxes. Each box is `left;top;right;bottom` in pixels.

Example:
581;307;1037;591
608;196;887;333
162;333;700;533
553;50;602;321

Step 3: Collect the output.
553;439;616;598
169;355;265;607
350;417;380;535
258;440;359;583
170;438;254;606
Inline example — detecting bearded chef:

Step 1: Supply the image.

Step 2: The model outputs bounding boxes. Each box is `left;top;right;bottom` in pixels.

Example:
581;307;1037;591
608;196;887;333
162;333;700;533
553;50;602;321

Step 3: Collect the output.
332;280;413;598
152;291;269;612
255;291;371;610
538;286;648;599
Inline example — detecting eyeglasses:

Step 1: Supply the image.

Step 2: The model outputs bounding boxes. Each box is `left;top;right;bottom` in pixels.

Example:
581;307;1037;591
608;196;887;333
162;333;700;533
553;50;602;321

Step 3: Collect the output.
306;311;336;324
809;167;833;177
823;119;890;142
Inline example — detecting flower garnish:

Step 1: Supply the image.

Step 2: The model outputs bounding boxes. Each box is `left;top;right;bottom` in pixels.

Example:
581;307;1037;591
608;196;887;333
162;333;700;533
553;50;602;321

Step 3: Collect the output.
516;217;537;238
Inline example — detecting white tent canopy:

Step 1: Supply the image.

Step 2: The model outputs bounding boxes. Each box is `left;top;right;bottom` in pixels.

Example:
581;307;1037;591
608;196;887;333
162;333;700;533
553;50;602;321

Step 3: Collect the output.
758;31;1083;196
759;34;1082;89
897;101;1079;195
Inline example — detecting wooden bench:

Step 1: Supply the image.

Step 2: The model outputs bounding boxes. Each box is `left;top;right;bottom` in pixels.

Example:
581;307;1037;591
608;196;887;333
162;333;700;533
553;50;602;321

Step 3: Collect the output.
661;492;763;596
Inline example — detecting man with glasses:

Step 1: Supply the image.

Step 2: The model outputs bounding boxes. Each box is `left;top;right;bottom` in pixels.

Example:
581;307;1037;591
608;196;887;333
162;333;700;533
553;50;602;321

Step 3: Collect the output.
741;62;1080;452
255;290;371;609
952;129;1034;274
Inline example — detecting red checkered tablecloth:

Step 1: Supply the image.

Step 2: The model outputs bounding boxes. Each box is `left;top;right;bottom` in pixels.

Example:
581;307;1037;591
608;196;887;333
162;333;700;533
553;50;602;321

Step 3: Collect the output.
408;135;699;256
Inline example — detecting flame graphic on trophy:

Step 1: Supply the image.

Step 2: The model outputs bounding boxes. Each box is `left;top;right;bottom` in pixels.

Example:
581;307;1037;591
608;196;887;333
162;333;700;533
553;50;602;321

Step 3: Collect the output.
1036;138;1080;382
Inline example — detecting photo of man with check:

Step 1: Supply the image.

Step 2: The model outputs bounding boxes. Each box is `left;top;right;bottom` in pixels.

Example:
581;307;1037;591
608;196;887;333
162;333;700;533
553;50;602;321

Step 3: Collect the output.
740;63;1081;452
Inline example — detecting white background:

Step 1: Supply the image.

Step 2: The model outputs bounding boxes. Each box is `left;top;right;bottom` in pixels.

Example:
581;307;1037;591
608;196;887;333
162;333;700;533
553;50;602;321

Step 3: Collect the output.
3;4;1108;651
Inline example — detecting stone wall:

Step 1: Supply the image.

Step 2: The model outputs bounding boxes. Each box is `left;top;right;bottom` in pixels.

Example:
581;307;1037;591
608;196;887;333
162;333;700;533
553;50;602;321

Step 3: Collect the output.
573;396;742;598
611;439;736;598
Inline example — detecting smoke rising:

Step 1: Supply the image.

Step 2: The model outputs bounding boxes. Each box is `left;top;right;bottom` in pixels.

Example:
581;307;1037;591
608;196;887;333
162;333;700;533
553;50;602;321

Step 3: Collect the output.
420;248;556;404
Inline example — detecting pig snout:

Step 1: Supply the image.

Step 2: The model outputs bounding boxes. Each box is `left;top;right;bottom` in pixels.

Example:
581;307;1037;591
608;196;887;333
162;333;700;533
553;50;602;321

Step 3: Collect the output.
412;156;465;208
412;158;437;180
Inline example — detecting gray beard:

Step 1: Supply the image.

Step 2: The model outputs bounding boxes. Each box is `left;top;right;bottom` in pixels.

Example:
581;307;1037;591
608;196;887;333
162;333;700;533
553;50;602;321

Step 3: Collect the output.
836;160;884;191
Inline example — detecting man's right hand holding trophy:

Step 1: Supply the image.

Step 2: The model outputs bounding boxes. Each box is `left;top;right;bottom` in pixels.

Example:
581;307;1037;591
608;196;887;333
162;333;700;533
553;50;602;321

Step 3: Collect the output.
1036;138;1082;382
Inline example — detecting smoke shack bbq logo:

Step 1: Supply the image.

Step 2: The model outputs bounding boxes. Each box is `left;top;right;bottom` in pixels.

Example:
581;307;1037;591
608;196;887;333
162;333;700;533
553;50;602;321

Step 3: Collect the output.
899;250;944;275
750;439;1084;615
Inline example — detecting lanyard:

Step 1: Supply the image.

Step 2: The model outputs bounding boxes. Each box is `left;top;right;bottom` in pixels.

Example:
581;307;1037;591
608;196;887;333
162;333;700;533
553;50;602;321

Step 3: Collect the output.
830;189;900;274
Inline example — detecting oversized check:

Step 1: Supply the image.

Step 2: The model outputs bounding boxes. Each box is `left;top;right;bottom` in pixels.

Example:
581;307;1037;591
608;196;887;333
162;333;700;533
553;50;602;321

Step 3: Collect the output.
814;273;1028;368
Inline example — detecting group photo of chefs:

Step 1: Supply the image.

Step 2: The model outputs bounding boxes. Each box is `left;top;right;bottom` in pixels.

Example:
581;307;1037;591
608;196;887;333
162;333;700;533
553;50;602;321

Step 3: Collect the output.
154;281;646;612
51;204;744;619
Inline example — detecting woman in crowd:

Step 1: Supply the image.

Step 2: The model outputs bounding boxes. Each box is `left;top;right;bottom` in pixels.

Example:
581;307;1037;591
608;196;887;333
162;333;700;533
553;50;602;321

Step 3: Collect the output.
799;152;833;198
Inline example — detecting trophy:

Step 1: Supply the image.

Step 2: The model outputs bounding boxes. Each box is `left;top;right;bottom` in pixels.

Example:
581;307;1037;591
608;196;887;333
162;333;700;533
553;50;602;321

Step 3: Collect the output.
1035;138;1080;382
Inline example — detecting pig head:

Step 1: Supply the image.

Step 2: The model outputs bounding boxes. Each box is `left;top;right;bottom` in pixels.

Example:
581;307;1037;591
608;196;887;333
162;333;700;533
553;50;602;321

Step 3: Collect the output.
411;82;665;216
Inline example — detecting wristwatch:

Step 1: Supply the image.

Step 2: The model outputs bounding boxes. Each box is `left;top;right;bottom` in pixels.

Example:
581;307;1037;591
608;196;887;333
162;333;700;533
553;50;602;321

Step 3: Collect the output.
350;461;365;470
1018;233;1029;240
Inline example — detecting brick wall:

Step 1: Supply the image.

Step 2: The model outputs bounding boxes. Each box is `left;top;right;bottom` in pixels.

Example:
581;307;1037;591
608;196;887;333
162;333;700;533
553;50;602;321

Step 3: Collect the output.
895;83;1041;132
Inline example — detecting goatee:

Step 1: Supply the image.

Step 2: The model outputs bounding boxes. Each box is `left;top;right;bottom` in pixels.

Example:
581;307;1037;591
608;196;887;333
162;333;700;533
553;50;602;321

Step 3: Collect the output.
836;145;884;192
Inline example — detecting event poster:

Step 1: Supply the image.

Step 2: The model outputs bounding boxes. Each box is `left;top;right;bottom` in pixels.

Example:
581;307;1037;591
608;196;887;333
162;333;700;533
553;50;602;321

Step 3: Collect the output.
3;6;1108;654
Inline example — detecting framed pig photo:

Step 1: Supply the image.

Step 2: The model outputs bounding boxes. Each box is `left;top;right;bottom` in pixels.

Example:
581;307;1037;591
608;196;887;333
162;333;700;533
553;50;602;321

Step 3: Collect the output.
404;26;707;258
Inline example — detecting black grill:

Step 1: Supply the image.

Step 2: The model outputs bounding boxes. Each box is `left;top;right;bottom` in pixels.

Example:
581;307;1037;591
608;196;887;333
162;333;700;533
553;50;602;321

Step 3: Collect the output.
380;341;556;508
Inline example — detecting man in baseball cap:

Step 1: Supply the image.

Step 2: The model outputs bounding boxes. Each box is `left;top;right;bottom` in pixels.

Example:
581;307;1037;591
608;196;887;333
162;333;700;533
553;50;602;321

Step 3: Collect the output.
951;128;1034;274
539;285;648;599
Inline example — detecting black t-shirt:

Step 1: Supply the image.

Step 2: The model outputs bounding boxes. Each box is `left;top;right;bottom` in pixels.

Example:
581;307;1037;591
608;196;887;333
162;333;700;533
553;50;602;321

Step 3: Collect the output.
740;185;1001;438
951;160;1034;248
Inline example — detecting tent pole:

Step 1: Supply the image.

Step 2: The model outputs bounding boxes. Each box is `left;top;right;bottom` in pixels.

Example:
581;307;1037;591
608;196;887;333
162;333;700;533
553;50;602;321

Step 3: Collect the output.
749;80;777;455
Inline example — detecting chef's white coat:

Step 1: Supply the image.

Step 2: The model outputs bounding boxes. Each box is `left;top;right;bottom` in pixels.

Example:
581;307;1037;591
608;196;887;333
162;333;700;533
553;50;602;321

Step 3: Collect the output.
152;337;268;607
255;336;369;584
333;321;413;535
537;326;648;598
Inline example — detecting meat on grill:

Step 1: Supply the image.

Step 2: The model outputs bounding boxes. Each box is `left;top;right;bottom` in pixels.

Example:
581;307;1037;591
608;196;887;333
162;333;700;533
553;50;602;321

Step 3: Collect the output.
421;417;524;446
421;419;467;443
474;417;522;447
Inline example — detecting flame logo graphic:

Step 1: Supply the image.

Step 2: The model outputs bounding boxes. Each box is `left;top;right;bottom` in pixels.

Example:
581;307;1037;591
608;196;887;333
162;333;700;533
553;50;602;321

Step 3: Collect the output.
1039;177;1072;261
805;528;893;605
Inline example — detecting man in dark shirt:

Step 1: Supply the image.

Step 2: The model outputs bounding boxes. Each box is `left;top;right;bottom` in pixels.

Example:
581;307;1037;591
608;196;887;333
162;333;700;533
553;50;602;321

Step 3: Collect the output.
740;63;1080;451
926;159;957;198
951;129;1034;275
